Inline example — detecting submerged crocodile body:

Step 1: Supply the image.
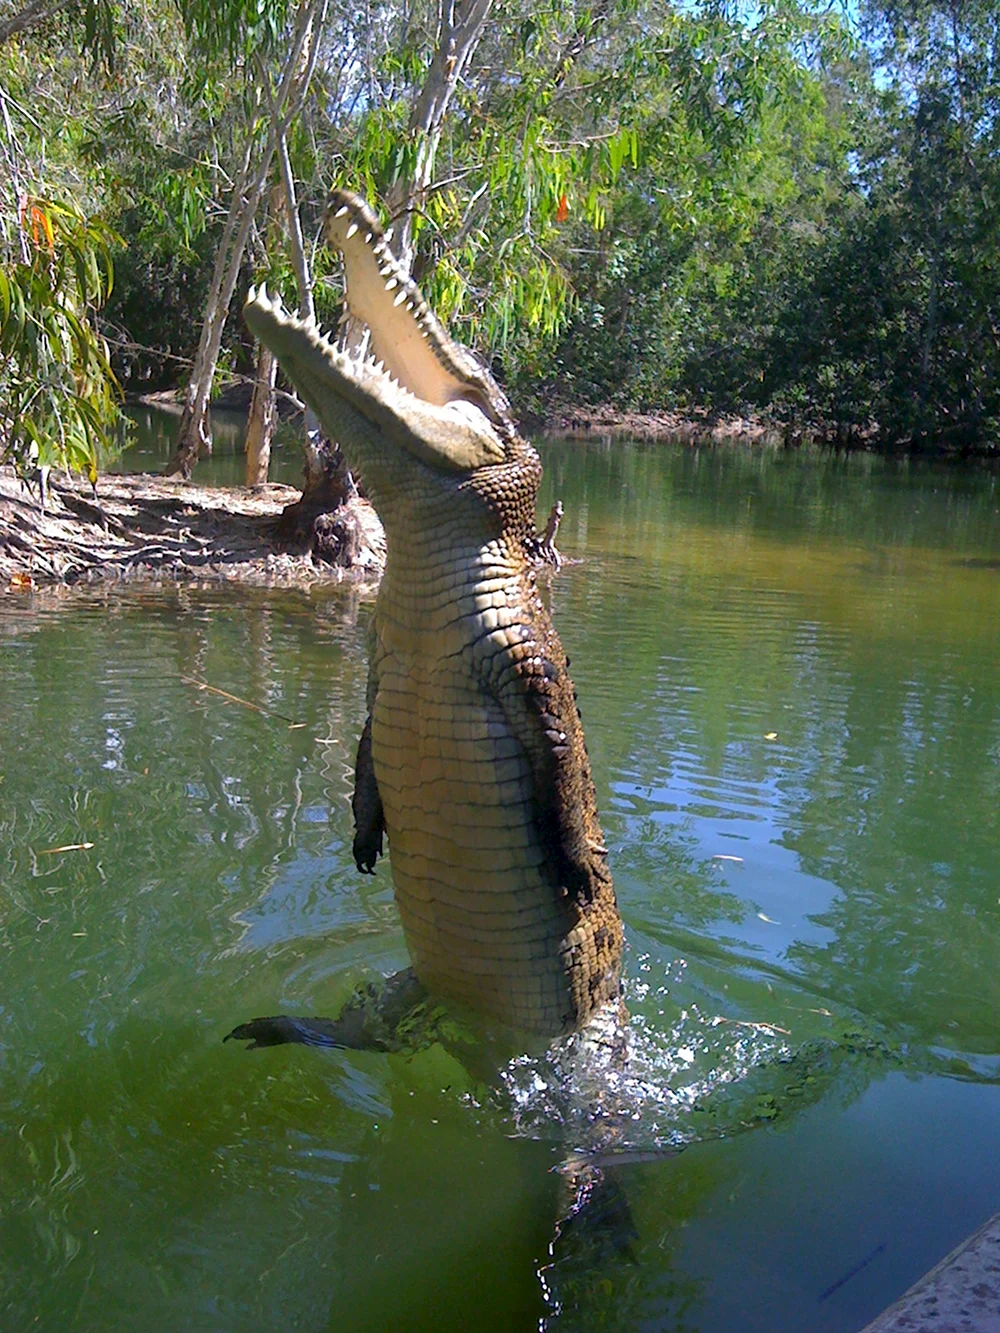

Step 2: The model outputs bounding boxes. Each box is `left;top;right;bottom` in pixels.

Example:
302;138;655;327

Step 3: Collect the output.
242;190;623;1038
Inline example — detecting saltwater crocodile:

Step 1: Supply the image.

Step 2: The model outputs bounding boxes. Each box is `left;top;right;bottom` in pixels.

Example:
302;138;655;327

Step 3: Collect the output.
234;190;623;1043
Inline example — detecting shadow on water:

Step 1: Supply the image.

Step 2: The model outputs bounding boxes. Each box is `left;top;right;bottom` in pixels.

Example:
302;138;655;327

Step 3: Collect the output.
2;440;1000;1330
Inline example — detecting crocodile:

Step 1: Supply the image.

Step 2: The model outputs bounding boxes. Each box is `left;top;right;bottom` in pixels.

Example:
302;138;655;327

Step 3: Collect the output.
235;189;623;1041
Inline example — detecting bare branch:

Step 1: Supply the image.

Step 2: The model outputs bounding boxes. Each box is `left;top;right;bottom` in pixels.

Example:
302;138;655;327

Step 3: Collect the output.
0;0;71;46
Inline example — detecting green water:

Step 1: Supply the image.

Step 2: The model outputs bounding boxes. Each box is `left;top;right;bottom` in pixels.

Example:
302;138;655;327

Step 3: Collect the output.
120;404;306;487
2;436;999;1332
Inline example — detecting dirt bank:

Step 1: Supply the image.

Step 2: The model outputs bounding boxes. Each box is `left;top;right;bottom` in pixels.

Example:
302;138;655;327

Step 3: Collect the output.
536;403;781;444
0;467;385;590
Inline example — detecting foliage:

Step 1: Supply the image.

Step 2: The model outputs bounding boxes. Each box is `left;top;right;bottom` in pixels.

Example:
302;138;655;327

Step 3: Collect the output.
526;9;859;406
3;0;999;456
705;0;1000;451
0;197;123;478
553;0;1000;453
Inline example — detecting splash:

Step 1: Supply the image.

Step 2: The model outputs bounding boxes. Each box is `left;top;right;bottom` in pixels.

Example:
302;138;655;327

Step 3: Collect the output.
481;970;795;1154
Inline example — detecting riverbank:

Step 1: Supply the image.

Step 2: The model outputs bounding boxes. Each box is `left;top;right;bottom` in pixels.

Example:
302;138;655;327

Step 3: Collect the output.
533;402;781;444
0;467;385;589
135;386;998;455
134;387;784;448
531;401;1000;455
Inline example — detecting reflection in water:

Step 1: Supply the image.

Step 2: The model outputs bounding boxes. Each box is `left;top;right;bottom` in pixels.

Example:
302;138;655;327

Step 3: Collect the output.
119;403;307;488
1;441;999;1331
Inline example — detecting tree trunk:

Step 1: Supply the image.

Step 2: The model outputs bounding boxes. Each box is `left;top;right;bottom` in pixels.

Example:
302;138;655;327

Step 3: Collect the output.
287;0;494;521
163;0;329;479
256;36;365;529
163;157;272;478
385;0;494;271
273;433;359;554
270;0;491;546
244;342;278;487
243;182;289;487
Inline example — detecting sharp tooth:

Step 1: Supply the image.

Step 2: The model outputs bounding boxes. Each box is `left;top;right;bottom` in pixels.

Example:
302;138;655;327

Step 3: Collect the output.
394;290;407;306
379;264;394;278
334;205;349;218
259;281;269;304
405;301;414;311
345;222;359;239
384;278;398;291
365;232;372;243
383;226;394;243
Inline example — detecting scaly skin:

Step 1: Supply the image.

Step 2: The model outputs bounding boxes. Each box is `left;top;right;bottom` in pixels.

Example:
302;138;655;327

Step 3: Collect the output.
243;191;622;1037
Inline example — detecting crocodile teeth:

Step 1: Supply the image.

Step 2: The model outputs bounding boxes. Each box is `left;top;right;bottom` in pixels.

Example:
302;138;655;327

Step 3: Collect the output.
365;232;372;243
334;204;349;218
394;290;407;306
383;226;394;243
345;222;359;239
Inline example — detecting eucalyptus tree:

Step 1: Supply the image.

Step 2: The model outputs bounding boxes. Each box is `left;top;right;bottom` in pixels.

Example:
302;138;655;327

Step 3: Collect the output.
163;0;331;477
666;0;1000;450
248;0;500;499
0;0;127;481
177;0;667;489
853;0;1000;447
0;197;120;485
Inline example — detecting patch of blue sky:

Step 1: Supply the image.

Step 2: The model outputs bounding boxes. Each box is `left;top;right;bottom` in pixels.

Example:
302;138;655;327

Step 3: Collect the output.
673;0;861;36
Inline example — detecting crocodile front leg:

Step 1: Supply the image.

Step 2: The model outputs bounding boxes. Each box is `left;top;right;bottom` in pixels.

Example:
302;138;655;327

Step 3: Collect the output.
352;713;385;873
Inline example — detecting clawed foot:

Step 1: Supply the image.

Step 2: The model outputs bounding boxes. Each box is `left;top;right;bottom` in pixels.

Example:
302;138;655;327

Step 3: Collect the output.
226;968;432;1054
224;1015;352;1050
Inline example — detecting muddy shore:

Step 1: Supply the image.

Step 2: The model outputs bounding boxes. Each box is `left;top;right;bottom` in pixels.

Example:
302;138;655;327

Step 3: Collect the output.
0;467;385;590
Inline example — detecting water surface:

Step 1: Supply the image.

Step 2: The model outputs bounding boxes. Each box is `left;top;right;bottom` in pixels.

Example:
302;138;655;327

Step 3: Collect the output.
2;439;999;1331
120;404;305;487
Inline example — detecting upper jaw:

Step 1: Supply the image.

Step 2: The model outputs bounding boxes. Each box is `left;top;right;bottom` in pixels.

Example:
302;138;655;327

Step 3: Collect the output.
243;284;507;474
323;190;513;435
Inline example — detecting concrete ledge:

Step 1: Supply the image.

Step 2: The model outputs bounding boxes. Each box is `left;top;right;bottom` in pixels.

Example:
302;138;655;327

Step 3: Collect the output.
860;1210;1000;1331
